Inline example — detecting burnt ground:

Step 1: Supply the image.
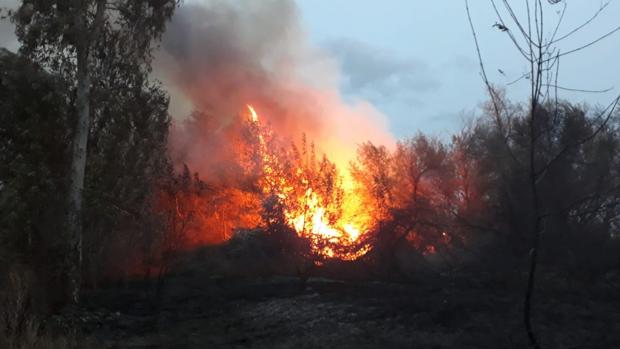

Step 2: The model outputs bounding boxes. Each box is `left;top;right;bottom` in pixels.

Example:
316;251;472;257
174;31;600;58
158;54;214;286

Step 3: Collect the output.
60;262;620;349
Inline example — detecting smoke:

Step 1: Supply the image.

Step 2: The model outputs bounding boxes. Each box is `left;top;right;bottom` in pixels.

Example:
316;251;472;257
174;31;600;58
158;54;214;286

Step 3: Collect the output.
154;0;395;179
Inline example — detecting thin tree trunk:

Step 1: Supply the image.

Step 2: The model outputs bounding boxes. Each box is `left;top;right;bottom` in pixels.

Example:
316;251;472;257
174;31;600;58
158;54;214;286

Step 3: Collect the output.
67;23;91;305
524;97;543;349
66;0;108;305
524;25;544;347
524;105;542;348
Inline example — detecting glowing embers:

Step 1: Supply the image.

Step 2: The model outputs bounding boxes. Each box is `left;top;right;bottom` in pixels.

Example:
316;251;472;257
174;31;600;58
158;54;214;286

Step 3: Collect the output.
246;105;370;260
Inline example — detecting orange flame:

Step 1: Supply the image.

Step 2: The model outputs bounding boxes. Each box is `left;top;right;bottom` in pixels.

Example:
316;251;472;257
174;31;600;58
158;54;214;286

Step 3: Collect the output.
247;105;370;260
248;105;259;123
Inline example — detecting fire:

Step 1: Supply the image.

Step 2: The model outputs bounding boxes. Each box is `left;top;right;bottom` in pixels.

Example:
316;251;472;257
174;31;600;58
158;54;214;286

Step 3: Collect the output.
248;105;259;123
247;105;370;260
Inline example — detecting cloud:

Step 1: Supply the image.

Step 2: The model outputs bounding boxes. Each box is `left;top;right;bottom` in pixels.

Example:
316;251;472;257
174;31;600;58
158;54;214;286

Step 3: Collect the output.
442;54;478;72
325;38;440;101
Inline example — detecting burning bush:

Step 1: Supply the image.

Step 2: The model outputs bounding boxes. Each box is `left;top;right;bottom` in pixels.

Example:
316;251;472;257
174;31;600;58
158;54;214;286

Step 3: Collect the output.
160;96;620;280
161;106;373;263
161;103;481;273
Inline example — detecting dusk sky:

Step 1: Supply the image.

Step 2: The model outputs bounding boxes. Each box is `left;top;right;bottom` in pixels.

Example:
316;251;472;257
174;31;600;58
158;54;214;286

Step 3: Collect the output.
2;1;619;138
295;0;620;138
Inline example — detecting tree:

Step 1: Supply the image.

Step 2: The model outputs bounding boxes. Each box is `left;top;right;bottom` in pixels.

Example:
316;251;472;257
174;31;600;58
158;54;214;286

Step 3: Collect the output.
351;136;471;274
0;49;71;311
81;66;172;288
350;142;394;223
465;1;620;346
12;0;178;303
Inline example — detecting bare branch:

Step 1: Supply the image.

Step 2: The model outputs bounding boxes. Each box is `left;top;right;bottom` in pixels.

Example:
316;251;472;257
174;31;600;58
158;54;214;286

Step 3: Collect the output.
466;0;521;166
506;72;531;86
547;1;567;44
557;25;620;59
542;84;614;94
501;0;539;48
489;0;532;61
465;1;502;120
550;1;610;45
535;94;620;180
540;183;620;219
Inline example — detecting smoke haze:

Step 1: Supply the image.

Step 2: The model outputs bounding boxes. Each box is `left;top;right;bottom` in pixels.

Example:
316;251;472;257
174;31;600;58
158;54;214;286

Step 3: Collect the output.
154;0;395;178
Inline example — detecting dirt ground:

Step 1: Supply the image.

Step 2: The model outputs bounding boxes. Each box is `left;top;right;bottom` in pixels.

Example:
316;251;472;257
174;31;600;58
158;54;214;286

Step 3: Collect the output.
60;262;620;349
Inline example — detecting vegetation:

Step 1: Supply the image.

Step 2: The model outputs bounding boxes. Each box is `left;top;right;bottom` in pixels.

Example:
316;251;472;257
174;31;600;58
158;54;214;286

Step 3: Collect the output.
1;0;619;347
12;0;179;303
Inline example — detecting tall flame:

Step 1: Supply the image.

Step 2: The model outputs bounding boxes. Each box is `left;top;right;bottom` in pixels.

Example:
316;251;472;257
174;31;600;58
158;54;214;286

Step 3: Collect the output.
248;105;259;123
247;105;370;260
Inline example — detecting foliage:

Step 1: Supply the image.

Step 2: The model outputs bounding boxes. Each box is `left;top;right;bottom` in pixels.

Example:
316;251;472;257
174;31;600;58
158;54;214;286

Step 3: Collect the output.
0;49;70;297
9;0;179;301
1;42;173;306
12;0;178;79
351;100;620;274
467;100;620;272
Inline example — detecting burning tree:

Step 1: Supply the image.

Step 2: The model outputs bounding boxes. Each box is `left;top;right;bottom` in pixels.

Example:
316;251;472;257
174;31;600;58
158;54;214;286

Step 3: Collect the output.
243;105;371;262
162;104;374;265
165;103;488;272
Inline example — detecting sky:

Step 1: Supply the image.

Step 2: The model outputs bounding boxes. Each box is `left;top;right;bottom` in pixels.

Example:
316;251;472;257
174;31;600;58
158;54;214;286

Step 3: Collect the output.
295;0;620;138
1;1;619;139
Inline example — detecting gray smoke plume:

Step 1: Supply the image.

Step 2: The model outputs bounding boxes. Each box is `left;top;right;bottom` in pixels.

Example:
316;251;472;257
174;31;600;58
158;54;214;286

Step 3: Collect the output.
154;0;394;178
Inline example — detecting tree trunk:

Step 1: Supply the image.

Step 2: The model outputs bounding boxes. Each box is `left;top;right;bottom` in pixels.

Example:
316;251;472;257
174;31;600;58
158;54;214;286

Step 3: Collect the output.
67;31;91;304
524;79;542;349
